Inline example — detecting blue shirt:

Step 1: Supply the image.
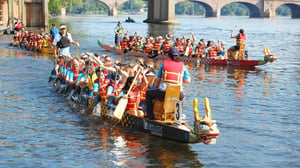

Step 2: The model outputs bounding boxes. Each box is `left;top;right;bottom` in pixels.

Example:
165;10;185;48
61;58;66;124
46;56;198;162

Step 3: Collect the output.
115;26;123;37
50;28;59;39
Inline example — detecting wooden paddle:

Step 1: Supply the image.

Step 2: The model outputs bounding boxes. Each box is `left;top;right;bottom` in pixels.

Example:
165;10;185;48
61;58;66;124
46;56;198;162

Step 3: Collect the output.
76;45;78;57
114;69;141;120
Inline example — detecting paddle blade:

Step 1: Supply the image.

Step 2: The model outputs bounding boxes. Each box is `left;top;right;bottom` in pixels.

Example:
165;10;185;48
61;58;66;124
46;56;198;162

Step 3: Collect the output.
113;98;128;120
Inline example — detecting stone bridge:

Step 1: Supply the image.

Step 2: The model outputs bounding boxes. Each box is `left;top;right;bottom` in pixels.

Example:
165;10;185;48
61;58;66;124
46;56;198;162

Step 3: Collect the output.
97;0;300;24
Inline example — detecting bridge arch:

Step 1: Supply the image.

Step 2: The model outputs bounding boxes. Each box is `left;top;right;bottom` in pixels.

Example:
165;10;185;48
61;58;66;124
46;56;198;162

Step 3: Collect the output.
220;1;262;18
96;0;129;16
275;3;300;18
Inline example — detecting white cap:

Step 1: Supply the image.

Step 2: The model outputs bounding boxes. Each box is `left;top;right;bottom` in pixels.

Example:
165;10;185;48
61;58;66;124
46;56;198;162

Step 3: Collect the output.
59;25;67;29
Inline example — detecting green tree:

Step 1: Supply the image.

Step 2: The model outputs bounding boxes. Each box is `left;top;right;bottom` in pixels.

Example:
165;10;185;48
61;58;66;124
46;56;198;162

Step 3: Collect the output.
119;0;145;12
276;5;291;16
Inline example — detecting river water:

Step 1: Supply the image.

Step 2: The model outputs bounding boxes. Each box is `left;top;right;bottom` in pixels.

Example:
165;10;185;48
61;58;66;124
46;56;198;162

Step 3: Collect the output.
0;15;299;167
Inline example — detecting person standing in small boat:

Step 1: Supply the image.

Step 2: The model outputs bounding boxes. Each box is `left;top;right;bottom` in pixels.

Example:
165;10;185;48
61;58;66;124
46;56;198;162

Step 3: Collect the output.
145;47;191;120
53;24;79;58
228;28;246;60
114;21;124;49
50;24;59;41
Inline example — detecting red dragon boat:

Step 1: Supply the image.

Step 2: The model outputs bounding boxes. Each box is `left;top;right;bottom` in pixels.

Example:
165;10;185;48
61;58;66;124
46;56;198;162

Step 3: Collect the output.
98;39;277;67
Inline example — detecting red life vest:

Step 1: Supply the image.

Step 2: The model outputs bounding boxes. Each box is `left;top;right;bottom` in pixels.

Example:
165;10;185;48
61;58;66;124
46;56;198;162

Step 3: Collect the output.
153;41;161;51
176;44;184;52
70;68;79;81
195;46;204;58
108;82;123;97
94;78;109;101
163;41;171;53
185;44;193;56
144;42;152;53
162;58;184;85
209;48;218;57
121;40;128;51
128;40;135;49
126;87;140;111
237;33;246;46
15;23;22;29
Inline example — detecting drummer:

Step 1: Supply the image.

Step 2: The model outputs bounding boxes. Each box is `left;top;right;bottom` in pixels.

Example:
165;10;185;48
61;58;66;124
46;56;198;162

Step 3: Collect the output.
145;47;191;120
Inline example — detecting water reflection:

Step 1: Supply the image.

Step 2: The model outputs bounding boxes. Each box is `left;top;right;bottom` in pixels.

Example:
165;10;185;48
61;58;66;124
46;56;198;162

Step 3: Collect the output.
79;119;203;167
147;24;175;37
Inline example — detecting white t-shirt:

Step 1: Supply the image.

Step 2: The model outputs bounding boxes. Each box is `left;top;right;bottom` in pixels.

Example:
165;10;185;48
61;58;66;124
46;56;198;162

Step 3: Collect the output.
53;32;73;56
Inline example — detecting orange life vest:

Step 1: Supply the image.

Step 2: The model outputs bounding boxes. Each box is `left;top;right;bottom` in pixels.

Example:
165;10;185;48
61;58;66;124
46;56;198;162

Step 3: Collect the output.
163;41;171;53
121;40;128;51
95;78;109;101
162;58;184;85
185;44;193;56
108;82;123;97
128;40;135;49
153;41;161;51
144;42;152;53
209;48;218;57
126;87;140;111
195;46;204;58
140;86;147;102
176;43;184;52
237;33;246;46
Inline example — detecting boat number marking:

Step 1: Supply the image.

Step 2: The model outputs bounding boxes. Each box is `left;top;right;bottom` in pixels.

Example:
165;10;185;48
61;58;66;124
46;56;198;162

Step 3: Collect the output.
175;101;183;125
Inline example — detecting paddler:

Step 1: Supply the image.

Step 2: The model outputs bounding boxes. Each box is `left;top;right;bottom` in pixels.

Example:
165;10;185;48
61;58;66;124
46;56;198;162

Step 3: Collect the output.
53;24;79;58
145;47;191;120
228;28;246;60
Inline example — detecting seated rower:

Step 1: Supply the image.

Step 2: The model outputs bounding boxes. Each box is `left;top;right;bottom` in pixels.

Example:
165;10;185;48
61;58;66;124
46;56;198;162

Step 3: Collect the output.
217;41;227;59
145;47;191;120
194;41;205;58
121;76;144;117
93;68;110;103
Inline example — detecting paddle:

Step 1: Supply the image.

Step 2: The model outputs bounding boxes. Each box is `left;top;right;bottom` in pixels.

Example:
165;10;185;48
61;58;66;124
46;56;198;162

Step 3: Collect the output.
76;45;78;57
114;69;141;120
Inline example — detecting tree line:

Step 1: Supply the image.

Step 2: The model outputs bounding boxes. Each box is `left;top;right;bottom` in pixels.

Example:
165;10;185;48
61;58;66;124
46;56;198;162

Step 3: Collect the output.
48;0;291;16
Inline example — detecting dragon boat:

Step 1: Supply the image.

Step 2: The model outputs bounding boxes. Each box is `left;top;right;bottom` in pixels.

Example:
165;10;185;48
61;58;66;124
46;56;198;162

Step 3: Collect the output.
98;39;277;67
49;75;220;144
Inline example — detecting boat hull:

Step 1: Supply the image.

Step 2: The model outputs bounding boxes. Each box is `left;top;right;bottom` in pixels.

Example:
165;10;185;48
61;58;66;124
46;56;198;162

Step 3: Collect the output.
51;79;199;143
98;39;268;66
41;47;55;54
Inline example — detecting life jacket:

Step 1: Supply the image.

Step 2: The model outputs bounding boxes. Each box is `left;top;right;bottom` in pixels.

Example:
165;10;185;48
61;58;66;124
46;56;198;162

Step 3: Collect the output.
42;39;48;47
126;87;140;111
128;40;135;49
153;41;161;51
185;44;193;56
56;33;70;48
15;22;22;29
108;82;123;97
176;43;184;52
121;40;128;51
209;48;218;57
237;33;246;46
70;67;79;81
87;72;97;90
163;41;171;53
95;78;109;101
144;42;152;53
140;86;147;102
195;46;204;58
134;41;142;50
162;58;184;85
